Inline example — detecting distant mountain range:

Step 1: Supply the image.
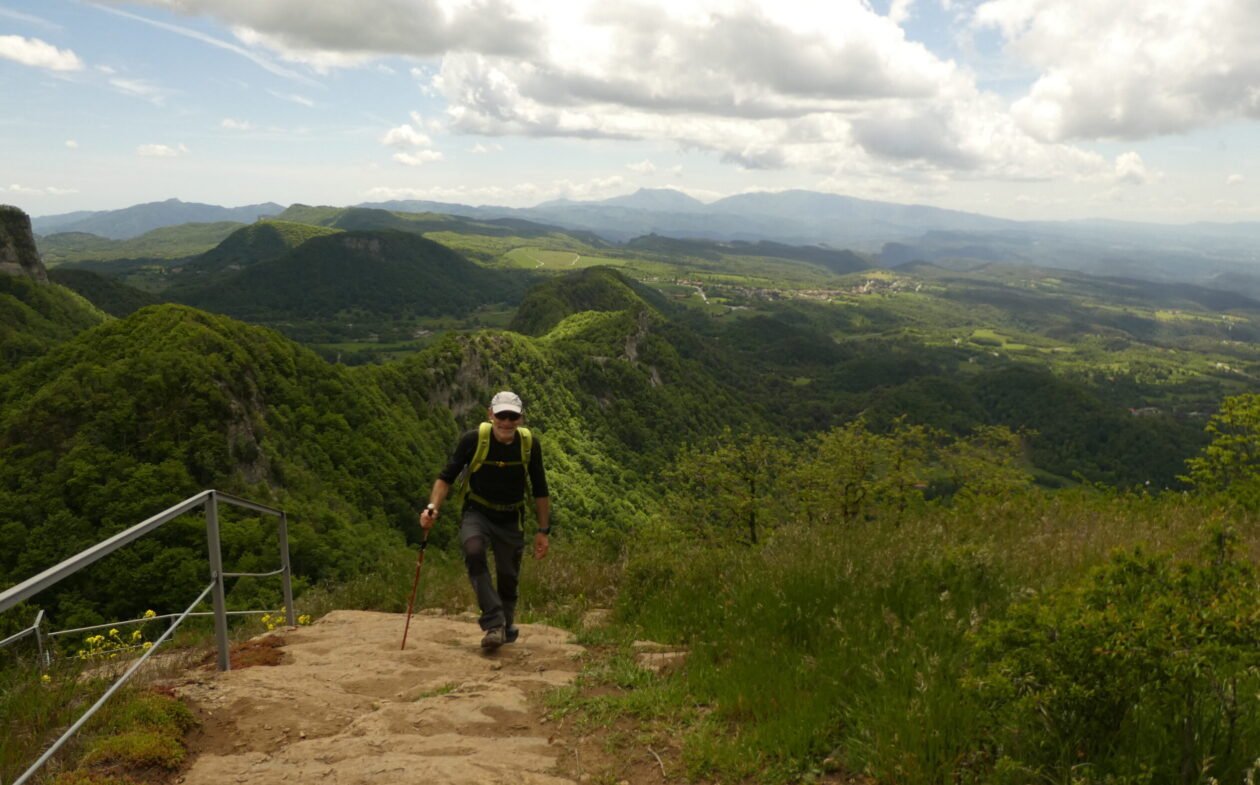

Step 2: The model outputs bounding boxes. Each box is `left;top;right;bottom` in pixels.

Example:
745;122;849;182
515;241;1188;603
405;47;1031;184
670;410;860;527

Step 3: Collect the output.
28;190;1260;296
32;198;284;240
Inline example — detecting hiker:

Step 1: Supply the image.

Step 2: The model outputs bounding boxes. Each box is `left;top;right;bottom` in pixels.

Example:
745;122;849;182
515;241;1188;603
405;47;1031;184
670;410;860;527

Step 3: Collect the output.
420;390;551;650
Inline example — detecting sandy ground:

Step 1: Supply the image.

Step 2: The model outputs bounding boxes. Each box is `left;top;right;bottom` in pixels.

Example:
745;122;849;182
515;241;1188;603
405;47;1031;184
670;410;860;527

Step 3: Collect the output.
172;609;585;785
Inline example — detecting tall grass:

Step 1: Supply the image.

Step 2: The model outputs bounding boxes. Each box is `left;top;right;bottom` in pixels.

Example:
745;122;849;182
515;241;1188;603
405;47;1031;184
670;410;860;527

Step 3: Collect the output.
606;490;1260;784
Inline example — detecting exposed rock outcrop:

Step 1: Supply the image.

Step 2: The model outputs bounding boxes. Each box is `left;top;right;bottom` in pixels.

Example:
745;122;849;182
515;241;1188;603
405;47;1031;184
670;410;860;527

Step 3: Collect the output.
0;205;48;283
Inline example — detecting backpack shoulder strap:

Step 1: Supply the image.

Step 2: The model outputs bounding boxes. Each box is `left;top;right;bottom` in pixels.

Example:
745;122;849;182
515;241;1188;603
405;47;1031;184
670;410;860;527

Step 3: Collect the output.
470;421;493;474
519;426;532;468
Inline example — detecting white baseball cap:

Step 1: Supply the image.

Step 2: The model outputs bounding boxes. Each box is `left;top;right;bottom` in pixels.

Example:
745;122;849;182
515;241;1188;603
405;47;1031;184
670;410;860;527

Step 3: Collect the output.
490;390;523;414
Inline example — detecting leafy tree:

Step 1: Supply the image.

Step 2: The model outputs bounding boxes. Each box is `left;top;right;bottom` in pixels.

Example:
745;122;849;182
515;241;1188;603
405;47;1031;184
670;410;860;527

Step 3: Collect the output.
1181;393;1260;511
661;429;790;545
788;419;932;525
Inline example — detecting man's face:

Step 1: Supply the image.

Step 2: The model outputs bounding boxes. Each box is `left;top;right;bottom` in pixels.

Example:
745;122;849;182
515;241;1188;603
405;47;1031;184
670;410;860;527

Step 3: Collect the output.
489;407;521;441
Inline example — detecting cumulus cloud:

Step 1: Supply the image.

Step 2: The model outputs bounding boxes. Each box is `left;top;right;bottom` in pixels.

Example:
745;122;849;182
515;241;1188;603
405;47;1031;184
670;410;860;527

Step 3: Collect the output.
393;150;444;166
0;34;83;71
382;112;433;147
470;142;503;153
627;159;656;174
1111;152;1159;186
121;0;1148;185
974;0;1260;141
121;0;541;58
232;26;374;73
65;140;79;149
137;143;190;158
1227;174;1245;186
221;118;253;130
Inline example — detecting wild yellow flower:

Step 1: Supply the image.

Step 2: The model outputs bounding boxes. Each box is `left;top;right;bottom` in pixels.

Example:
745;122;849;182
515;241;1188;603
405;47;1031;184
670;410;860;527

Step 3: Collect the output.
41;674;51;684
143;609;157;619
108;628;120;638
142;642;153;650
298;614;312;626
130;630;143;642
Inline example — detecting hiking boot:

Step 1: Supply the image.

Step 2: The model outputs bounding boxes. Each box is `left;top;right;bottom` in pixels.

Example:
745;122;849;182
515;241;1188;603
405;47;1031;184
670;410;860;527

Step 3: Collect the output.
505;626;519;644
481;626;506;650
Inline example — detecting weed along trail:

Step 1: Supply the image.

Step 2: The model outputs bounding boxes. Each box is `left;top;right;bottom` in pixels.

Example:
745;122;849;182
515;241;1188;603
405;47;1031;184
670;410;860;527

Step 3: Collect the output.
173;610;585;784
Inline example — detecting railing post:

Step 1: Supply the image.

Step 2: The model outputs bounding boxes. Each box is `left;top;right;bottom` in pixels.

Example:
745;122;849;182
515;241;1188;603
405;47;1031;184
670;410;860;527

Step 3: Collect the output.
205;491;231;672
34;609;47;670
278;512;296;627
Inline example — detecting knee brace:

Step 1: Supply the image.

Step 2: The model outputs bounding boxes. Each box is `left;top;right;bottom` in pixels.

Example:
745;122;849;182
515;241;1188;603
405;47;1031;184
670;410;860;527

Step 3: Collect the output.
463;536;489;576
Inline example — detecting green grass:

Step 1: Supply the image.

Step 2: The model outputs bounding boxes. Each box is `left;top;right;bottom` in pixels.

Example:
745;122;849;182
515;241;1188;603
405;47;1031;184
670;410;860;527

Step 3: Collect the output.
535;490;1260;784
0;652;196;785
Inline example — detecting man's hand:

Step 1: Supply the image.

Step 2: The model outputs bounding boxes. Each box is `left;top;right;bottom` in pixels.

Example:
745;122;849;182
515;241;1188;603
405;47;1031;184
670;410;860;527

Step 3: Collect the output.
533;531;549;560
419;505;438;531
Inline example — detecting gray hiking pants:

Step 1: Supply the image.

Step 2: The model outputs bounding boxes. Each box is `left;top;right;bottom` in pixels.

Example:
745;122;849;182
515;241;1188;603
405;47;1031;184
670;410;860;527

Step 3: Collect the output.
458;505;525;631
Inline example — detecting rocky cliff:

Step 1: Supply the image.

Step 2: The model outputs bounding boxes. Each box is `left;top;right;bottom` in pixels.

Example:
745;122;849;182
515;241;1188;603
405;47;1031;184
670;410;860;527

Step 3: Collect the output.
0;205;48;283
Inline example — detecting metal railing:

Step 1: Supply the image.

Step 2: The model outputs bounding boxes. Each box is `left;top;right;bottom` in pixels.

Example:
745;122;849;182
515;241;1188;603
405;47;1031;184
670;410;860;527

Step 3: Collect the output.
0;489;293;785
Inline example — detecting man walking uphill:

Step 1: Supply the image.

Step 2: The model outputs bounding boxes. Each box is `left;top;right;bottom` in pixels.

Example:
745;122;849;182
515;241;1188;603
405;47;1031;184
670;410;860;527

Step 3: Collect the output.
420;391;551;650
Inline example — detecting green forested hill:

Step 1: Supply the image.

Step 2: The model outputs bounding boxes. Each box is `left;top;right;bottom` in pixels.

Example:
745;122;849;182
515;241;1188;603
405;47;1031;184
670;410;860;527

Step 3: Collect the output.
0;305;452;625
509;265;676;335
175;219;341;278
176;230;531;322
0;275;106;367
46;268;161;317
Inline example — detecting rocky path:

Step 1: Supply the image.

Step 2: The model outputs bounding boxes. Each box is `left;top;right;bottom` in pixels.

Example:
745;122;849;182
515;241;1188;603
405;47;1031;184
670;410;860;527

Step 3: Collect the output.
173;610;585;785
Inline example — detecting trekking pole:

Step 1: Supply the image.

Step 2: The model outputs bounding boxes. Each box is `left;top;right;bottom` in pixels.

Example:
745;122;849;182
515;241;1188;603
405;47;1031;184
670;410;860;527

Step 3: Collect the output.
400;531;430;651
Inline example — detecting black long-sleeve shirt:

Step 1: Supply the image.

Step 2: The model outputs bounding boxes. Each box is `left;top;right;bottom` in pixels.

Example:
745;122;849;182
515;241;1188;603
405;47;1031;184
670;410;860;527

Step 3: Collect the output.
438;428;549;508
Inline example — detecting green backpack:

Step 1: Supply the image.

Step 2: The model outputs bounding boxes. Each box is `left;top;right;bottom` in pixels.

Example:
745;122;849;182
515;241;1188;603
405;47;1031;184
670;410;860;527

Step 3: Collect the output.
455;421;533;512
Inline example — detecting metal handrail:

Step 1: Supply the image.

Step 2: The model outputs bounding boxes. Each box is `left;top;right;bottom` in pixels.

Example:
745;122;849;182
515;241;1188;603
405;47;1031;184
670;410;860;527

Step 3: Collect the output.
9;581;217;785
0;490;295;785
0;610;46;666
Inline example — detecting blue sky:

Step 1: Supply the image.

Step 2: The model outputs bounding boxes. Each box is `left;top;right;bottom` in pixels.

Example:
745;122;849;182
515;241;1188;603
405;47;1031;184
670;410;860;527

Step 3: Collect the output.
2;0;1258;223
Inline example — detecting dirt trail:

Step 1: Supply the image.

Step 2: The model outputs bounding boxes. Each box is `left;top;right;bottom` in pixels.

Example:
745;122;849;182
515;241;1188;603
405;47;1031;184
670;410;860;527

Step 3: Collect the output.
173;609;585;785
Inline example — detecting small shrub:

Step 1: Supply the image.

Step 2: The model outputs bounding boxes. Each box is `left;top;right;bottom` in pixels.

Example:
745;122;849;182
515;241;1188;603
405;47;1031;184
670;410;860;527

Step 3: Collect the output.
79;729;185;770
967;528;1260;784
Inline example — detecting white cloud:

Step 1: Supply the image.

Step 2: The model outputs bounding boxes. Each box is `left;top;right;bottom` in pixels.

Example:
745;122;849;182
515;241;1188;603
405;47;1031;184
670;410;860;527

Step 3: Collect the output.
393;150;444;166
470;143;503;153
119;0;541;59
268;90;315;107
109;77;172;104
0;35;83;71
8;183;78;196
119;0;1163;186
627;159;657;174
364;174;629;206
221;118;253;130
382;113;433;147
974;0;1260;141
65;140;79;149
232;26;374;73
1111;151;1158;186
889;0;915;25
137;143;190;158
1227;174;1245;186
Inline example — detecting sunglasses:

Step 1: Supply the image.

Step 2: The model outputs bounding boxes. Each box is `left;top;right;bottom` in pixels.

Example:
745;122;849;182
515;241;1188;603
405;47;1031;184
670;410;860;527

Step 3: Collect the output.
493;411;521;421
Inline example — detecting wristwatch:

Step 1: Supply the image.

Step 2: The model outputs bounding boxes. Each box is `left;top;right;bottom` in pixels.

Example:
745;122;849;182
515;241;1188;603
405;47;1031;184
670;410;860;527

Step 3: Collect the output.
425;503;438;516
